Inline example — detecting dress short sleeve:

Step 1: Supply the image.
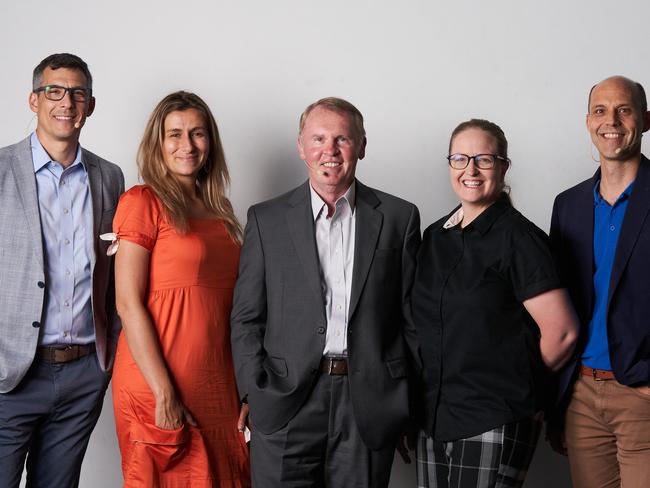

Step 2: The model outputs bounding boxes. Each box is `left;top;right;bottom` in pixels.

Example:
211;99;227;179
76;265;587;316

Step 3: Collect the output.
112;185;160;251
508;226;562;302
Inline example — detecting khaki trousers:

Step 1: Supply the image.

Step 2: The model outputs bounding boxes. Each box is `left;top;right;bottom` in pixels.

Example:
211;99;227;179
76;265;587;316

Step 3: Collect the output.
565;373;650;488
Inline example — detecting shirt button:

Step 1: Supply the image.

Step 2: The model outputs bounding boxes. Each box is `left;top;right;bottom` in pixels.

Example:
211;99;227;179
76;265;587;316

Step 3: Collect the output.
610;225;615;231
64;300;70;307
32;321;40;328
66;269;71;276
336;305;342;311
37;281;45;288
64;238;70;245
317;327;325;334
63;208;69;214
63;331;68;337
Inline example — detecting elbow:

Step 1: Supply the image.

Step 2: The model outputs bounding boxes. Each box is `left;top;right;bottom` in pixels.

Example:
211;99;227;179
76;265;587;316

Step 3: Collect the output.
544;329;578;372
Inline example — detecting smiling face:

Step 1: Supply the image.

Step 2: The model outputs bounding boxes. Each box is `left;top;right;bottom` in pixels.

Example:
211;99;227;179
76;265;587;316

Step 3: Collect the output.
587;77;650;163
449;127;508;216
298;106;366;203
29;67;94;147
162;109;210;186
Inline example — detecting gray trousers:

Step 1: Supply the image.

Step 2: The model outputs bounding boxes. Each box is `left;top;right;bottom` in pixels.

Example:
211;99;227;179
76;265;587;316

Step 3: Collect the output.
250;372;396;488
0;352;109;488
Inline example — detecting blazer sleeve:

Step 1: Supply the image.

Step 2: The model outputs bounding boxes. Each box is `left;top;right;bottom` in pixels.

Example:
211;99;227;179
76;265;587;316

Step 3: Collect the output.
401;203;422;372
230;205;268;401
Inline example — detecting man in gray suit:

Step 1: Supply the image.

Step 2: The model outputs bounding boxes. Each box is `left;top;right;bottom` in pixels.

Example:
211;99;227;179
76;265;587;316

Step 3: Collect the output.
231;97;421;487
0;53;124;488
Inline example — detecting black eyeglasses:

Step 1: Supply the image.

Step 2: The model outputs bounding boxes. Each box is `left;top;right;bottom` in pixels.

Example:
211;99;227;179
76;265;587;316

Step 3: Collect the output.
33;85;90;102
446;153;509;170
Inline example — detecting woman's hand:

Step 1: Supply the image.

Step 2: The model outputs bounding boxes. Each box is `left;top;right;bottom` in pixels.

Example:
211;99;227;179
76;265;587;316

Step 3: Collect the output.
237;403;250;432
155;392;197;430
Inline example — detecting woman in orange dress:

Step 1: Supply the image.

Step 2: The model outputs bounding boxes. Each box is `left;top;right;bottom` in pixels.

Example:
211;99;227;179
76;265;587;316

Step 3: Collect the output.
111;91;250;487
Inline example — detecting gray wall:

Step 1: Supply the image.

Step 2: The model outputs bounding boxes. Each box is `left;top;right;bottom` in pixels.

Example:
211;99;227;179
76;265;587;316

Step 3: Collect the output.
3;0;649;486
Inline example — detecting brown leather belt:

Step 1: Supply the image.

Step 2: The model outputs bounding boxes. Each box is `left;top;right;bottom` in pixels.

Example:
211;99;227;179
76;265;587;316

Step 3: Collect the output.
580;364;615;381
37;343;96;363
320;357;348;375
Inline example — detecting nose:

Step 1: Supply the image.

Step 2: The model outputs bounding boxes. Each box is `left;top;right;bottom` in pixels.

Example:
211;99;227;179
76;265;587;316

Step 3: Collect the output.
466;158;480;175
323;138;339;155
180;133;195;151
604;109;621;126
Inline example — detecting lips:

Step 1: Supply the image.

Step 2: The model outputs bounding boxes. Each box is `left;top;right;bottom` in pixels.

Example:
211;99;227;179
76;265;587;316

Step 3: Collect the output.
462;180;482;187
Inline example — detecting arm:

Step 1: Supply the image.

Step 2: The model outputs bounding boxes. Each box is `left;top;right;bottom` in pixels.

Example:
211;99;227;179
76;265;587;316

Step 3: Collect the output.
230;206;268;401
115;239;195;429
523;288;579;372
401;204;423;371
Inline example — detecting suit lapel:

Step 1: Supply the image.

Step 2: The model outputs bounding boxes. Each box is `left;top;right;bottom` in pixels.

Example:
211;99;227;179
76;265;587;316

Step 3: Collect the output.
83;149;102;269
349;181;382;321
608;156;650;306
575;175;597;316
10;137;44;267
286;183;325;311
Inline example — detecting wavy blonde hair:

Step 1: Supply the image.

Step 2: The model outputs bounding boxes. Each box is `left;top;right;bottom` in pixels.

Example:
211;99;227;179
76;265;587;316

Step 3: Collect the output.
138;91;241;241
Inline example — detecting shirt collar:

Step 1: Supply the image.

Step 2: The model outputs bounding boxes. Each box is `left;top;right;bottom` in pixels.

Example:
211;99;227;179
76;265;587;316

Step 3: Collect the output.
310;181;356;221
441;194;511;235
31;131;84;174
593;178;635;206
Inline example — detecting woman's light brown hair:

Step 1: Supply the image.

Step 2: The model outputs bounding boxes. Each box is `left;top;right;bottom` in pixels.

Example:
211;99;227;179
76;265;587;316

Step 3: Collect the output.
138;91;242;241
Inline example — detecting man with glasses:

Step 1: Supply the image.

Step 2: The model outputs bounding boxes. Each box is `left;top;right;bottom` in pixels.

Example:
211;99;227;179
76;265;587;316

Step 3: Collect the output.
549;76;650;488
0;53;124;487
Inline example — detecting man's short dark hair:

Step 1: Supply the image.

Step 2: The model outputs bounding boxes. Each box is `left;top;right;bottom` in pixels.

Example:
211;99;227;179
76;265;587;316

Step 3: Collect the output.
33;53;93;93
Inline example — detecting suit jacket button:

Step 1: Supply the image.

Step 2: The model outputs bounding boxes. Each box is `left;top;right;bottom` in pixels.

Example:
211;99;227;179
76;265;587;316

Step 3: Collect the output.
317;327;325;334
37;281;45;288
32;321;41;328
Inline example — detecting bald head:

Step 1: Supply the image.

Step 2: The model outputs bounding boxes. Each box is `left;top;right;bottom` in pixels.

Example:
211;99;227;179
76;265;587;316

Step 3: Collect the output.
588;76;647;114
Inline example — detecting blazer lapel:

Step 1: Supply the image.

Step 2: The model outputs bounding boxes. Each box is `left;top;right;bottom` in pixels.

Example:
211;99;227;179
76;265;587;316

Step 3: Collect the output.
348;181;382;321
286;183;325;312
83;149;103;269
10;137;44;267
608;156;650;306
575;174;597;317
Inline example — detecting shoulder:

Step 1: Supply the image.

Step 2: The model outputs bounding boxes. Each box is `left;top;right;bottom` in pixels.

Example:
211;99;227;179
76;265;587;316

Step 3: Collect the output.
82;148;123;177
248;183;307;217
554;175;594;207
119;184;160;207
0;137;31;164
361;182;416;211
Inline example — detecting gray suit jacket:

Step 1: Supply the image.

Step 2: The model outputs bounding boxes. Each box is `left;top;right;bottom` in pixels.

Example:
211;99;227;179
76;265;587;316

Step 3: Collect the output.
0;136;124;393
231;180;421;450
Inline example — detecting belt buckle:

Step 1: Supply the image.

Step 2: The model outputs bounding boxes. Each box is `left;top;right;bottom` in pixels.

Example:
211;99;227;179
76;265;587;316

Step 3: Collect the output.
328;358;335;375
592;368;607;381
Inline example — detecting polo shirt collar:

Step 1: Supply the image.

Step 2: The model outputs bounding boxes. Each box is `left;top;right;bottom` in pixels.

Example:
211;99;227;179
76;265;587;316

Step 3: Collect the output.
593;178;635;206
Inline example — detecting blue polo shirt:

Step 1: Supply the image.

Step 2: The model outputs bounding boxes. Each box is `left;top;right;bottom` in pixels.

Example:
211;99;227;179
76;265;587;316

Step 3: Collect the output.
582;179;634;370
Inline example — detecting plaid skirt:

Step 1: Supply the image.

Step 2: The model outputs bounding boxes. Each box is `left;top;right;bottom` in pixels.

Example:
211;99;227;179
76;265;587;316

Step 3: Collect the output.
416;414;542;488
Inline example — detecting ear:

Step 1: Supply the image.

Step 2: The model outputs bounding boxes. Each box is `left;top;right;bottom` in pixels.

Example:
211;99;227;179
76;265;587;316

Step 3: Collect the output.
297;135;306;161
585;112;590;130
358;136;367;160
29;91;39;114
86;96;96;118
643;110;650;133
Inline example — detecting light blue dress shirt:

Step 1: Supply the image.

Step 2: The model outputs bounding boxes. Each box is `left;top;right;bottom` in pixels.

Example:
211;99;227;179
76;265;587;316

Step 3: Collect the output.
31;132;94;346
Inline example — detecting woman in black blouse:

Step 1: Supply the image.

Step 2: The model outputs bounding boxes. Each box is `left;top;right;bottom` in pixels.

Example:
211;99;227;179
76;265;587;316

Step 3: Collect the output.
412;119;578;488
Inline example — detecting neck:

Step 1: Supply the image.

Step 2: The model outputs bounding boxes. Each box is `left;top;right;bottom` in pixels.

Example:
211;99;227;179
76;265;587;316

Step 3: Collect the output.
311;182;352;218
599;154;641;204
36;129;79;167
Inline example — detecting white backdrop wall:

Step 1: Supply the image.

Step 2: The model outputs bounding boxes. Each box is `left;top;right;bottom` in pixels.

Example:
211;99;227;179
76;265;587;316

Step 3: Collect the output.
3;1;649;486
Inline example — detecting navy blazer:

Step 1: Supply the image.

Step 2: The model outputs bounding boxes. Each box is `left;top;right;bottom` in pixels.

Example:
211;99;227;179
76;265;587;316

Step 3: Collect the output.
550;155;650;409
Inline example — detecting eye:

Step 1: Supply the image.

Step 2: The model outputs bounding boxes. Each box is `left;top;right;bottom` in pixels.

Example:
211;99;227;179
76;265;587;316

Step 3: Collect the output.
618;107;632;115
192;130;207;138
313;136;323;143
592;107;605;115
47;86;64;97
336;136;350;145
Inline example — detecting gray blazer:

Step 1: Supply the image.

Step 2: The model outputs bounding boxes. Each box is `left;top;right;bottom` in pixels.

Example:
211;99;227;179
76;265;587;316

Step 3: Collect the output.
231;180;421;450
0;136;124;393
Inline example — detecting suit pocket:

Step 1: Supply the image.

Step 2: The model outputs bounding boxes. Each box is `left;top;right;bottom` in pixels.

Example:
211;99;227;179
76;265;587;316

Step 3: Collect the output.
386;357;407;379
263;355;288;378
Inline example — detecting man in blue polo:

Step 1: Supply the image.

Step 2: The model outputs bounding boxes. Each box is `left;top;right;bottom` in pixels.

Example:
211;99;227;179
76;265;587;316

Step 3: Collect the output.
549;76;650;488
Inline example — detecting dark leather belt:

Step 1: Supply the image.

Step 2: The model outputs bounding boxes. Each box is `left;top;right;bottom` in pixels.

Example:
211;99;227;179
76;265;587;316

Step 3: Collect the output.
580;364;615;381
320;357;348;375
37;343;96;363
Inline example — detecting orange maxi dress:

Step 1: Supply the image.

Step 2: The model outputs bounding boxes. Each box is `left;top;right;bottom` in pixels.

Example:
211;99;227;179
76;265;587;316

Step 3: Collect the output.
111;186;250;488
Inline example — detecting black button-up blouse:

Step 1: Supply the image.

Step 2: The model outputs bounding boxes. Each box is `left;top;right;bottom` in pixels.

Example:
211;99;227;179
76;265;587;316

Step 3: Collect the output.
413;196;561;441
